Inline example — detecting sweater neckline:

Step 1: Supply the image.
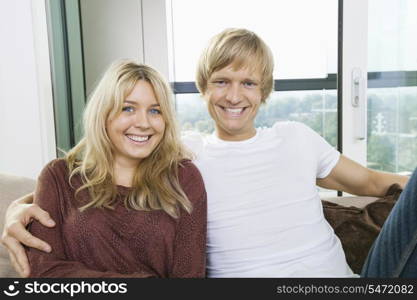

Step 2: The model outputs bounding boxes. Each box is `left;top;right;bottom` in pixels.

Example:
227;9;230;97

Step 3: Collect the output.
116;185;132;196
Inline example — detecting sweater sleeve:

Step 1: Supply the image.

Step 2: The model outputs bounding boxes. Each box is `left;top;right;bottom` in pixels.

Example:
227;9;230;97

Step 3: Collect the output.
26;161;156;278
170;162;207;278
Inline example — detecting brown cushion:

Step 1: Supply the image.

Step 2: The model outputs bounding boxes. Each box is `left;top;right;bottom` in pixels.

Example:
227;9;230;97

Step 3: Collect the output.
322;184;402;274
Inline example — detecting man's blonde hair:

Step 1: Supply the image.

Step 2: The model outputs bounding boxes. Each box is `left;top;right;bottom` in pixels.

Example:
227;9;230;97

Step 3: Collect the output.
196;28;274;102
66;60;192;218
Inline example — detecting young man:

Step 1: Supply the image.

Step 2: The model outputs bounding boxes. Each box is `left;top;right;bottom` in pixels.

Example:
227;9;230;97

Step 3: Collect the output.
2;28;416;277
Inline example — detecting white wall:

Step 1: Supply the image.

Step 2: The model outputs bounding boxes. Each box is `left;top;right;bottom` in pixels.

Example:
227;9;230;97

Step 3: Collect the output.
142;0;173;81
80;0;144;95
0;0;147;179
0;0;55;179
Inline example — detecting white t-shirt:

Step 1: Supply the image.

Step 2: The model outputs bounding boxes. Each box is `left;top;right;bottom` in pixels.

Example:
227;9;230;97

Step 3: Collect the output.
182;121;355;277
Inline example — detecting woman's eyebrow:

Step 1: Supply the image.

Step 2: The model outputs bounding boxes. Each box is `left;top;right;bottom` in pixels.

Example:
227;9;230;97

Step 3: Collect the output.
123;100;137;104
124;100;161;108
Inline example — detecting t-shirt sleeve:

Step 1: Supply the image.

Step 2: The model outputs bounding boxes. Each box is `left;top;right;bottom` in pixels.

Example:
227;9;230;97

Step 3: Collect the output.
295;122;340;179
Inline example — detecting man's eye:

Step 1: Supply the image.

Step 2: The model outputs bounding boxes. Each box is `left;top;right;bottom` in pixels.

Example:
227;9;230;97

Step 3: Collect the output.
149;108;161;115
122;106;134;112
213;80;226;86
243;81;257;88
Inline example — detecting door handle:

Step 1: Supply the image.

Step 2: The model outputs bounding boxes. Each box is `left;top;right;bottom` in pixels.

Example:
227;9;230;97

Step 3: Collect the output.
351;68;366;140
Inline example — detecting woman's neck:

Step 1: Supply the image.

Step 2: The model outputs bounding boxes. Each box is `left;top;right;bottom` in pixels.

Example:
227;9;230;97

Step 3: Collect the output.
113;160;138;187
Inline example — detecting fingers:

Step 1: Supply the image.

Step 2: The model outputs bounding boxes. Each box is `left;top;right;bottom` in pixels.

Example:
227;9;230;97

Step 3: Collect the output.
8;250;24;277
7;222;51;252
21;192;35;204
1;199;54;278
2;237;30;277
9;238;31;277
28;205;55;227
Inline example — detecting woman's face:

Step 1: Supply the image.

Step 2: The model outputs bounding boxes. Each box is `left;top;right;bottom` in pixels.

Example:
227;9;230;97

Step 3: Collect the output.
106;80;166;167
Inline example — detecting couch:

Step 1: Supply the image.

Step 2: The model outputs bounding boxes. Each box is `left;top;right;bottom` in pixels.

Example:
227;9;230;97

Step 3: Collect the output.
323;184;401;274
0;172;400;277
0;173;36;277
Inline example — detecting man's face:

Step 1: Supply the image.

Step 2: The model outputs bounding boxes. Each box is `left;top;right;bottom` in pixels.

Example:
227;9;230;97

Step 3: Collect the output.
204;65;263;141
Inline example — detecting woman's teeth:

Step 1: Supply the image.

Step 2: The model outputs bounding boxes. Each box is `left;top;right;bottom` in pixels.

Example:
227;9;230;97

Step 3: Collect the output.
126;135;149;142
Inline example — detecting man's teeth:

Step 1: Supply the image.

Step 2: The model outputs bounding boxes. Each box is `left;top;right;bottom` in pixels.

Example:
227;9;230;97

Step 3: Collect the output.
225;108;244;113
127;135;149;142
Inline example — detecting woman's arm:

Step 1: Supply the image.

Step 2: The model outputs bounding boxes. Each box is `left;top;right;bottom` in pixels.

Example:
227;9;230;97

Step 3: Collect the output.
170;162;207;278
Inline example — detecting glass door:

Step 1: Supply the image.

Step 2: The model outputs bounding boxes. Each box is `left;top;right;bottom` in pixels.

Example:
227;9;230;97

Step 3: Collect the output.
366;0;417;174
342;0;417;174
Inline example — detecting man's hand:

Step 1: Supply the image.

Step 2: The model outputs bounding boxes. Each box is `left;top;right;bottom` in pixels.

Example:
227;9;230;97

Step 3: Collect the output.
1;193;55;277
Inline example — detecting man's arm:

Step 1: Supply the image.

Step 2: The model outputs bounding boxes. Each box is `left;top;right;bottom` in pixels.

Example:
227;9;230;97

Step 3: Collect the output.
1;193;55;277
317;155;409;197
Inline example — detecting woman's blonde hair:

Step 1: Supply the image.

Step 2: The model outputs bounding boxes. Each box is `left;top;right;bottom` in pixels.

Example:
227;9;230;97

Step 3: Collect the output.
196;28;274;102
66;60;192;218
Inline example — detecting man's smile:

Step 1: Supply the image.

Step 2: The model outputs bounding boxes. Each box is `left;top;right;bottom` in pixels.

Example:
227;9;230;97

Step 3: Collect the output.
217;105;248;117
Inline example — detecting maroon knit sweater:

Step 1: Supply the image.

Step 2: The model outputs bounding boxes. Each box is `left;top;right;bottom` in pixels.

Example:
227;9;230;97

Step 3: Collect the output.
27;159;207;278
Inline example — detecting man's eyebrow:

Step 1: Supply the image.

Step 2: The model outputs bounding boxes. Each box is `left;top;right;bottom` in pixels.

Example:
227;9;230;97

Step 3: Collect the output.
210;76;229;82
210;75;260;82
243;77;260;82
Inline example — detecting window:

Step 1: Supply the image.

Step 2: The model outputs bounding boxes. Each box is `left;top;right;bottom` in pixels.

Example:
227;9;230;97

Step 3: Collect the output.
366;0;417;173
171;0;339;147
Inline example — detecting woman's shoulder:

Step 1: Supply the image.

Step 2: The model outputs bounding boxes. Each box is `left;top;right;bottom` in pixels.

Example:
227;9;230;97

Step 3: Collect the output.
177;159;202;180
38;158;71;186
177;160;205;198
40;158;66;174
35;159;73;207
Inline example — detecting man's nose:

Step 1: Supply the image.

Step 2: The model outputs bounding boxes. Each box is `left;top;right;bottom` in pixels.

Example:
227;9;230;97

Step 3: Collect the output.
225;83;242;104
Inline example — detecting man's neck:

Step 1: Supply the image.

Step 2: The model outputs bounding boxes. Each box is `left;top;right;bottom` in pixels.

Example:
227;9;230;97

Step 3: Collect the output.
215;127;257;141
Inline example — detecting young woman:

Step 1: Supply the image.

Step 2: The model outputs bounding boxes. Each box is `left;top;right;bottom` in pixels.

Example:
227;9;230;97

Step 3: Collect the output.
25;60;207;277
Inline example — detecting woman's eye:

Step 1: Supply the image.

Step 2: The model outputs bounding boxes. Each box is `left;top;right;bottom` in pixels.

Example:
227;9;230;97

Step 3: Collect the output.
149;108;161;115
122;106;134;113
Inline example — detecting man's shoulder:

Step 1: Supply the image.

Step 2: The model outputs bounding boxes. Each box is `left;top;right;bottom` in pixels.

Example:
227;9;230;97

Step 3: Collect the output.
271;120;308;131
181;131;207;156
264;121;312;138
